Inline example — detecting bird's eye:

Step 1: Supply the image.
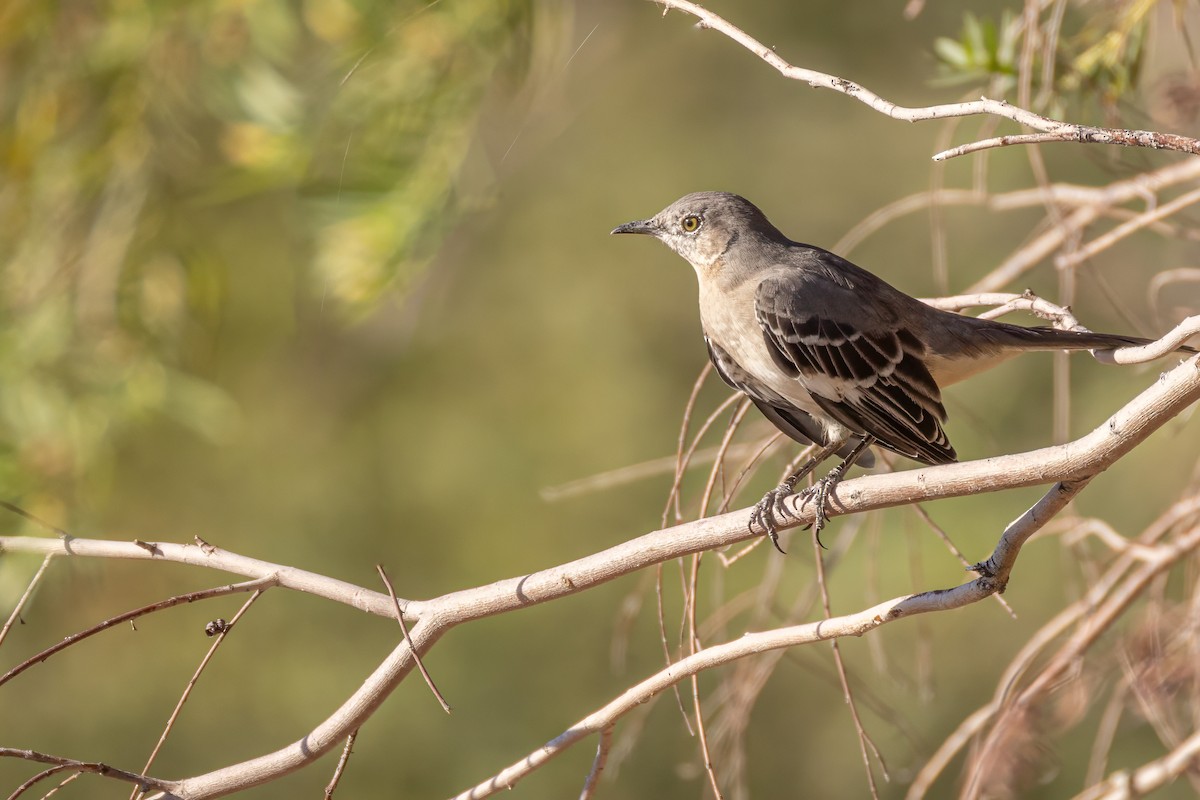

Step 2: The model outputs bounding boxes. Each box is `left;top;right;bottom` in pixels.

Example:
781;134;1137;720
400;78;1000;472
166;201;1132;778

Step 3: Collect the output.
681;214;702;233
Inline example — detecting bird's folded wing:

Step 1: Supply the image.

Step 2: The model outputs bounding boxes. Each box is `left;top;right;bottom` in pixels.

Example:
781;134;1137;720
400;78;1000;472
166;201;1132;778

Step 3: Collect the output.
705;336;875;464
755;275;957;464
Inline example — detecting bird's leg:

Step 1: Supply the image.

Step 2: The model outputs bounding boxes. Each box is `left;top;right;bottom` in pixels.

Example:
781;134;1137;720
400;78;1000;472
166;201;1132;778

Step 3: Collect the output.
800;436;875;548
750;442;841;554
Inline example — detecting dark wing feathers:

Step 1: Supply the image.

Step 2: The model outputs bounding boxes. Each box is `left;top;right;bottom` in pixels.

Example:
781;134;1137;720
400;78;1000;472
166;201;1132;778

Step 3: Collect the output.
756;275;957;465
705;336;874;465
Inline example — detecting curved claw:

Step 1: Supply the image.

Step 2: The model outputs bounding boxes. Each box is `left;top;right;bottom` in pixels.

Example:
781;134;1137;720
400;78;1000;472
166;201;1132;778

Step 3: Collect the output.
797;476;836;549
749;482;799;554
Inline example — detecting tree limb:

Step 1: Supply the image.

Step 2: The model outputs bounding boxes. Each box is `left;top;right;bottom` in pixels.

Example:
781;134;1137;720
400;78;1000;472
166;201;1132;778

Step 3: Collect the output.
2;350;1188;799
647;0;1200;160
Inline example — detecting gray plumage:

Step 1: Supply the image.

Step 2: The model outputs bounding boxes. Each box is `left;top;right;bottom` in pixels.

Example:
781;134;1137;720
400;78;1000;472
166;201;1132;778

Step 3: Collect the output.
612;191;1166;467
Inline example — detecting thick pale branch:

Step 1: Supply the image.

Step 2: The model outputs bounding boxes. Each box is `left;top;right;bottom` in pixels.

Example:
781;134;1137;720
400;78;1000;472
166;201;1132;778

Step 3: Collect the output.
152;352;1200;799
649;0;1200;160
1092;316;1200;365
452;581;1004;800
0;537;405;619
455;462;1086;800
1072;729;1200;800
6;353;1197;800
161;618;443;800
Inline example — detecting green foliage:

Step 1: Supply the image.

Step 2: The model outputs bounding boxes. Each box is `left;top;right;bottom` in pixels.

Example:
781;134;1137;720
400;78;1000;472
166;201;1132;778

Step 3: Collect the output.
1057;0;1151;114
0;0;551;497
933;10;1019;90
933;2;1151;116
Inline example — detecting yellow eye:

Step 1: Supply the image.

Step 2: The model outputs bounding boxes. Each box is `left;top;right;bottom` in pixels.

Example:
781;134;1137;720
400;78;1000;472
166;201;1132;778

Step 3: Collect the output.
681;214;701;233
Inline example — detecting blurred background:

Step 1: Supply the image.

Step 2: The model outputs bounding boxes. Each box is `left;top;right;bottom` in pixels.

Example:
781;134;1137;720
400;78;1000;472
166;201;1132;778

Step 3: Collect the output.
2;1;1200;798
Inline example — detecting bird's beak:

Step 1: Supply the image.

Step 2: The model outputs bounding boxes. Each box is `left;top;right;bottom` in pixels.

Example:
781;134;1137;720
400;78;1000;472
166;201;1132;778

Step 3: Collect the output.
610;218;657;236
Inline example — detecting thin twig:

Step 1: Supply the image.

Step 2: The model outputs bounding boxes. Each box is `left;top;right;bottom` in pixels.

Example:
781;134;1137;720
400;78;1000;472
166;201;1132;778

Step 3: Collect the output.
578;725;613;800
812;530;884;799
663;361;715;527
908;494;1200;798
0;502;70;537
716;433;784;515
1071;728;1200;800
0;554;54;649
1057;187;1200;268
656;385;745;736
323;730;358;800
0;576;277;689
690;666;724;800
132;588;269;800
37;769;83;798
8;765;78;800
377;565;450;713
698;399;750;519
0;750;174;799
540;441;764;502
910;504;1016;619
1085;682;1130;788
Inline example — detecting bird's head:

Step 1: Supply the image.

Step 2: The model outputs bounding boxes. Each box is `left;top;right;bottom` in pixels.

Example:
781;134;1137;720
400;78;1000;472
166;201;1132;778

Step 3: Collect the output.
611;192;782;278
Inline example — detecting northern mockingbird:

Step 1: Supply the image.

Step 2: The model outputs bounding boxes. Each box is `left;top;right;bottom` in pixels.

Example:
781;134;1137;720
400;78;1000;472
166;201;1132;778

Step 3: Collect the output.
612;191;1195;551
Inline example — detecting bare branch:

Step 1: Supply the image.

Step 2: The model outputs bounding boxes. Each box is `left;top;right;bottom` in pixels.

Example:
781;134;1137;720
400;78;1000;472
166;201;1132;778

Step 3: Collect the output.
0;554;54;649
7;349;1198;800
577;725;612;800
1071;721;1200;799
451;350;1199;797
453;498;1049;800
377;564;450;713
0;537;404;619
0;576;278;689
1058;188;1200;269
915;503;1200;798
0;750;175;799
323;731;358;800
133;588;269;797
648;0;1200;160
1091;316;1200;365
967;159;1200;293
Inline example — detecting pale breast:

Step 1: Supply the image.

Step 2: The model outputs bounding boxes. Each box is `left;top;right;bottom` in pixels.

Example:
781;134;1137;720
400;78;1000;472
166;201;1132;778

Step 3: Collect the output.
697;280;827;418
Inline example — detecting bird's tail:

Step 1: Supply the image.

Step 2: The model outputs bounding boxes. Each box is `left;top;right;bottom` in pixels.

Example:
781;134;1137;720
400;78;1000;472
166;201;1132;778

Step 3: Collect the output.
972;319;1197;354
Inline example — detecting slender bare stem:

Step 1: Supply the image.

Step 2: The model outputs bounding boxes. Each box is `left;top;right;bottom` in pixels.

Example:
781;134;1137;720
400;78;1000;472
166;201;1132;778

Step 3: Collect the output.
133;589;269;798
0;554;54;649
322;731;358;800
377;564;450;713
0;576;277;689
0;750;175;799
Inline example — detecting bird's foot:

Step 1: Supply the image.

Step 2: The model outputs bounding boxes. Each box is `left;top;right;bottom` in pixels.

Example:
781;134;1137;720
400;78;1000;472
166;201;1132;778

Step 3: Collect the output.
798;474;840;549
749;477;800;554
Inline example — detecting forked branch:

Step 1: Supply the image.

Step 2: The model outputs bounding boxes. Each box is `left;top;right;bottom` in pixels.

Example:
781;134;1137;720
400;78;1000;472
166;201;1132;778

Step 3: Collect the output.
3;347;1197;799
649;0;1200;160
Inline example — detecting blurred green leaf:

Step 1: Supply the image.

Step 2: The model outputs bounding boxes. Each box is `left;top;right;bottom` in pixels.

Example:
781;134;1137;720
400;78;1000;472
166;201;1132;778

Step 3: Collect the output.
0;0;562;499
